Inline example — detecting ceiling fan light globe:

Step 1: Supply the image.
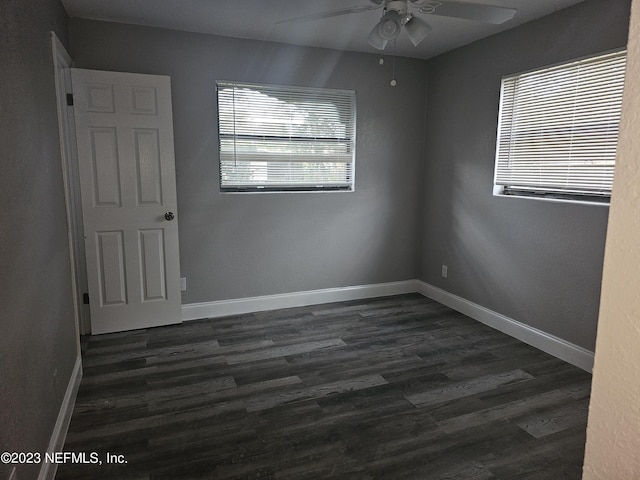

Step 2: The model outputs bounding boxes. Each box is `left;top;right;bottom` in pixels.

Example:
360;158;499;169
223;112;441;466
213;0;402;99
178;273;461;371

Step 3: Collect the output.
368;23;389;50
379;19;399;39
377;11;402;40
405;16;432;46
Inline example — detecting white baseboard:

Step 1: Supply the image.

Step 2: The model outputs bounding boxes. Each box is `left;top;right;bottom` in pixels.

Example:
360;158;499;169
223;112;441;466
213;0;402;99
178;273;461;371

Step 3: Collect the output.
415;281;594;372
38;355;82;480
182;279;593;372
182;280;419;321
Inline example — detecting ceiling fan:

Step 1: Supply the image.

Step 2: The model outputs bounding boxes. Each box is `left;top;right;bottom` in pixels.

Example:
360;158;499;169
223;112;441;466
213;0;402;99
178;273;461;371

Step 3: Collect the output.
277;1;517;51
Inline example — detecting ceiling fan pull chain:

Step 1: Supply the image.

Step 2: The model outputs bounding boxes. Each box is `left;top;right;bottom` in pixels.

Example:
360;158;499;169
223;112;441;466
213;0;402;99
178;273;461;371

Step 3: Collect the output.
391;40;398;87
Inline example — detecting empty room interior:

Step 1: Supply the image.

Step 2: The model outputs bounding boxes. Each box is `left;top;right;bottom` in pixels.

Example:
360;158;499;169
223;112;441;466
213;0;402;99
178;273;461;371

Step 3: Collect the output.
3;0;640;479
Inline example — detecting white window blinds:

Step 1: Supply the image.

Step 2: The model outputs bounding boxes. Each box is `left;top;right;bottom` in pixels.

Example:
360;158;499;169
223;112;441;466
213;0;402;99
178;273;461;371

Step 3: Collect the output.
494;50;626;201
216;81;356;191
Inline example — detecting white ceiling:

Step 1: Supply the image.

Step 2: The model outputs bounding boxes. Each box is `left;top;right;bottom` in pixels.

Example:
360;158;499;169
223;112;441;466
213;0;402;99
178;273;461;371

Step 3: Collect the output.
60;0;587;60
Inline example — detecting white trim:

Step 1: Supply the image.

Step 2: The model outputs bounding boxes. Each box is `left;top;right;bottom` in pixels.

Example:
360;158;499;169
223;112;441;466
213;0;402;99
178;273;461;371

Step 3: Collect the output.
415;281;594;372
51;32;91;338
38;356;82;480
493;187;610;207
182;279;594;372
182;280;419;321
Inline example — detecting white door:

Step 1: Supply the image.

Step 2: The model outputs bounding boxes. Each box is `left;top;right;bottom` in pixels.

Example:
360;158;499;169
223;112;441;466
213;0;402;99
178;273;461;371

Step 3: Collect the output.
71;69;182;335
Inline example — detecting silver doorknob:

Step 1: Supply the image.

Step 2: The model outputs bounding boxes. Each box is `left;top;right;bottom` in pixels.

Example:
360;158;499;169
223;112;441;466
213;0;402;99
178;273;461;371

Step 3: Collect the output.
164;212;175;221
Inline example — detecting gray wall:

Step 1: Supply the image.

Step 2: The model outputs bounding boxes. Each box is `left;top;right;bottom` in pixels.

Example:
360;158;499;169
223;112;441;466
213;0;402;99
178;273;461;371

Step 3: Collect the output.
0;1;78;479
68;20;428;304
419;0;632;351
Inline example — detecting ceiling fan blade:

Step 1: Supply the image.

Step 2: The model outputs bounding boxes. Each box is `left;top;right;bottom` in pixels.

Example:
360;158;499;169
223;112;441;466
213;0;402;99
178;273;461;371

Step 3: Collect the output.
276;5;382;25
415;1;516;25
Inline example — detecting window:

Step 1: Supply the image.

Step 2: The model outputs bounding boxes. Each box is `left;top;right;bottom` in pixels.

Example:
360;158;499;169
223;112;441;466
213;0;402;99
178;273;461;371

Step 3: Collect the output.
216;81;356;192
494;50;627;203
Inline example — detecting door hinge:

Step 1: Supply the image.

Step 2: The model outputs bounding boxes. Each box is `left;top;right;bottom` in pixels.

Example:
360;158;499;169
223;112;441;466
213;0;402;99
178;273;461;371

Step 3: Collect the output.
66;93;74;106
83;293;90;305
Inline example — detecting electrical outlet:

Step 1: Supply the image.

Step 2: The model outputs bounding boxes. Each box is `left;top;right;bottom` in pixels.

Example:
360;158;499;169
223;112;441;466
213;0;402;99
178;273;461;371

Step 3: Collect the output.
8;467;17;480
180;277;187;291
441;264;448;278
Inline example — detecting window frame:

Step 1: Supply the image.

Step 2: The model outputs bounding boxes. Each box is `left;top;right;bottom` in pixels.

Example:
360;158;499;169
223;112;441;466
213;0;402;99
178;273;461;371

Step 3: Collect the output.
492;49;627;205
216;80;357;194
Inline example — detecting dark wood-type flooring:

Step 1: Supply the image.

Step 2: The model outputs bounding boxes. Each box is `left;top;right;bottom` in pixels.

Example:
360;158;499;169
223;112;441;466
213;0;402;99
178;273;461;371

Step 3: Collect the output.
57;294;591;480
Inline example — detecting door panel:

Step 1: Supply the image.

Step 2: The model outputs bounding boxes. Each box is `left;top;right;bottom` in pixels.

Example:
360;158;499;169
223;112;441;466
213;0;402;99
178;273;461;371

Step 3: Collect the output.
72;69;181;334
97;231;127;305
130;86;158;115
139;229;167;301
89;127;121;207
133;129;163;205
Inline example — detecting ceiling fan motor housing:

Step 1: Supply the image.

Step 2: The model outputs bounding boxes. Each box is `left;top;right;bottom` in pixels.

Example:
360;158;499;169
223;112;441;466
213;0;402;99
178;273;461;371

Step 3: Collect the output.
386;1;409;15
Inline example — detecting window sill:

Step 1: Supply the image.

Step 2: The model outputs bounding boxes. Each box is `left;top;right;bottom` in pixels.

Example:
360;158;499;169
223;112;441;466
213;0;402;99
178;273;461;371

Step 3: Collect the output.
220;187;355;195
493;188;610;206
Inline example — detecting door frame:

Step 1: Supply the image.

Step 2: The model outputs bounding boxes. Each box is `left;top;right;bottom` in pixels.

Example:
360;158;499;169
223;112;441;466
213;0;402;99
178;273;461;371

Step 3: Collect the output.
51;32;91;336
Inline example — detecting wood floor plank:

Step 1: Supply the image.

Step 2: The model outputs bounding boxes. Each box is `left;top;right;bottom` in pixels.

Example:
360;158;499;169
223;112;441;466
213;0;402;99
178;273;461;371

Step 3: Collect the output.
245;374;389;412
404;369;534;408
148;375;303;413
225;338;347;365
515;398;590;439
435;387;575;434
58;294;590;480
